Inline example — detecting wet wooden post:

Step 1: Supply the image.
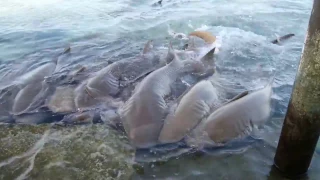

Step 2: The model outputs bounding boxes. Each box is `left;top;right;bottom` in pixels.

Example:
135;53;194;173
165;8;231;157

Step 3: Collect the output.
274;0;320;178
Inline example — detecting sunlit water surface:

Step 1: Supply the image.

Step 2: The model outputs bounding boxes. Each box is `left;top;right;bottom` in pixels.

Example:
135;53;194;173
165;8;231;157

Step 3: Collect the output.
1;0;319;179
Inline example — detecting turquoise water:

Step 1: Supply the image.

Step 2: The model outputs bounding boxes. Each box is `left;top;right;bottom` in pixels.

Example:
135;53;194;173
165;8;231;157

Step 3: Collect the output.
0;0;318;179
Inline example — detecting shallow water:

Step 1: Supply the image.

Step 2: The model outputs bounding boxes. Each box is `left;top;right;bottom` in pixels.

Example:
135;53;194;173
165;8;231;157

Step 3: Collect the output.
0;0;319;179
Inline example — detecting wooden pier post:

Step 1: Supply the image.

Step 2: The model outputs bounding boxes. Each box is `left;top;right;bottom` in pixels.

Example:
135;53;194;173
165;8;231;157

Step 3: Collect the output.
274;0;320;177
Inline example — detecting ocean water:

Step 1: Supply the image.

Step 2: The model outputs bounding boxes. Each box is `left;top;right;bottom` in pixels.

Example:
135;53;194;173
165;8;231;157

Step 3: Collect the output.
0;0;318;179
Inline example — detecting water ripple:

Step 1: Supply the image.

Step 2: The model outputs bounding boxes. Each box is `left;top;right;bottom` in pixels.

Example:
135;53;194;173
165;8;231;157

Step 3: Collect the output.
0;0;316;179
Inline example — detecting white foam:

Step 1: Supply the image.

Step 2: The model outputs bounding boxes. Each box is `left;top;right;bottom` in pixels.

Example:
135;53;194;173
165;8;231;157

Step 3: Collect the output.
195;24;210;31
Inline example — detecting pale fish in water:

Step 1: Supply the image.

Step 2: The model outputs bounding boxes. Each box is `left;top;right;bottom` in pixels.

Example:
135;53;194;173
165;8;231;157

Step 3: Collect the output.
47;85;77;113
11;81;44;115
186;78;274;149
14;46;70;86
158;79;221;144
158;47;219;144
34;65;88;115
74;40;166;111
10;47;70;115
0;62;57;116
118;42;208;149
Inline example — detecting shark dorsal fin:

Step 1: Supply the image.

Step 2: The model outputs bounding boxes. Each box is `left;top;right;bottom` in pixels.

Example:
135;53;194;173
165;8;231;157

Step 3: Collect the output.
52;45;71;64
165;41;175;63
198;47;216;66
167;42;181;66
142;40;153;54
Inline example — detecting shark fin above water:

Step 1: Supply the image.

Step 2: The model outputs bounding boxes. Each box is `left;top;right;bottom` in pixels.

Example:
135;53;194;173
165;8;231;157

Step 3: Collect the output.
271;33;295;45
